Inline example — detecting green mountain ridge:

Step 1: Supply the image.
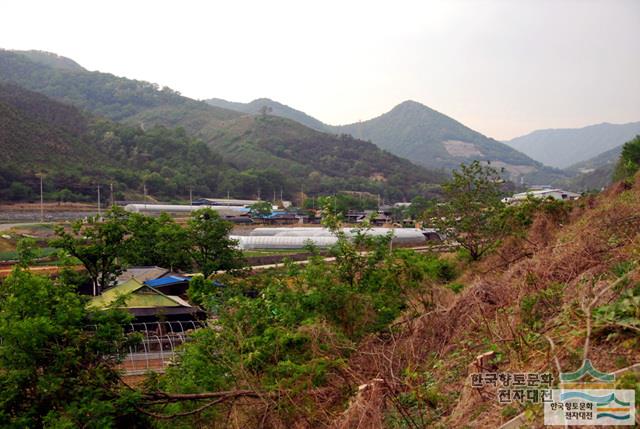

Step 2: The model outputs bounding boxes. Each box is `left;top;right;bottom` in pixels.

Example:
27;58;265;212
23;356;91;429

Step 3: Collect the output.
206;97;331;133
0;49;442;201
206;97;566;184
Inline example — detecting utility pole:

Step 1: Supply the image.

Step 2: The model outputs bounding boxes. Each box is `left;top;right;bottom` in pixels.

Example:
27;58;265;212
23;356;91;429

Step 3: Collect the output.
227;190;230;200
189;186;193;205
257;188;261;201
110;182;114;207
280;188;283;202
38;173;44;222
273;189;276;203
97;185;102;217
143;183;147;208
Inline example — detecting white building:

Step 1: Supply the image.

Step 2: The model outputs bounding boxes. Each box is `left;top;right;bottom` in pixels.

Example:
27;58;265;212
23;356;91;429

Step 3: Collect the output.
502;189;581;204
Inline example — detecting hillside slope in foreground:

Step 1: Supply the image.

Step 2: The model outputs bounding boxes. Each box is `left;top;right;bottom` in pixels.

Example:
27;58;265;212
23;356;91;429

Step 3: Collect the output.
330;175;640;428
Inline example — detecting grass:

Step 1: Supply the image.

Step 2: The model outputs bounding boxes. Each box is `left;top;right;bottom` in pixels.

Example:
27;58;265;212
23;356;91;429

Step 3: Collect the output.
243;249;303;258
0;247;58;261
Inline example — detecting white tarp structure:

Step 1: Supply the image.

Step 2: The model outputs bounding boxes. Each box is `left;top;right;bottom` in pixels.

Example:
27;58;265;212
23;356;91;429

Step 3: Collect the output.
124;204;248;216
232;235;339;250
232;227;428;249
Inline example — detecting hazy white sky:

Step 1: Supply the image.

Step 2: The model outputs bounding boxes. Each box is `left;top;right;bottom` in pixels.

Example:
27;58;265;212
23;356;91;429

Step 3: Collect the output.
1;0;639;139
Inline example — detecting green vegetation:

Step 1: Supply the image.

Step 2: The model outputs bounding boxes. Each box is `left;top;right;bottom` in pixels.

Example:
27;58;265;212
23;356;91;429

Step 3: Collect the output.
50;207;244;292
154;212;456;426
203;115;445;201
186;208;243;277
0;50;446;203
612;135;640;181
0;83;233;201
0;264;146;428
51;208;131;296
427;161;506;260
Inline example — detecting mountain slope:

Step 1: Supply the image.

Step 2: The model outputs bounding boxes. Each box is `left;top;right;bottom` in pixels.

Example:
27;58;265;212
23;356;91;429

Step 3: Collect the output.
205;97;331;132
557;143;628;191
0;49;241;122
0;83;102;171
566;144;623;174
333;100;561;182
506;121;640;169
205;97;563;183
202;114;446;199
0;83;235;201
0;50;443;201
11;50;86;72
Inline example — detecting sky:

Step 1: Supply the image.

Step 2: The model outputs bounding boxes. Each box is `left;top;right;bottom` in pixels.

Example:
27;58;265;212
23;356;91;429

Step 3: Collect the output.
1;0;639;140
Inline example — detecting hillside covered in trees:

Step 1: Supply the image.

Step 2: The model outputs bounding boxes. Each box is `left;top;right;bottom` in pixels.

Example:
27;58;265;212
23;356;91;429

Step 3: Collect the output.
0;83;233;201
0;50;446;202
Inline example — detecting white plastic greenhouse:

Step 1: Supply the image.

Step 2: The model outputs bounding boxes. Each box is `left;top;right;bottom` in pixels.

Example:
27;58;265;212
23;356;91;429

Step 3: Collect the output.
124;204;248;215
233;227;428;249
231;235;339;250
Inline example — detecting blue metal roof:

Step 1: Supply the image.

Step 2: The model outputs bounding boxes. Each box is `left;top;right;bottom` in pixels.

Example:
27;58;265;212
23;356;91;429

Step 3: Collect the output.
144;275;190;288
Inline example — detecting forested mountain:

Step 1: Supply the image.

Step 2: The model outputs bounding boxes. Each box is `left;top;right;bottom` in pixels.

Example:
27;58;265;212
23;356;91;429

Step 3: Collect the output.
0;83;232;201
332;100;563;183
205;114;445;199
506;121;640;169
205;97;565;184
0;50;443;201
0;49;241;122
206;97;331;132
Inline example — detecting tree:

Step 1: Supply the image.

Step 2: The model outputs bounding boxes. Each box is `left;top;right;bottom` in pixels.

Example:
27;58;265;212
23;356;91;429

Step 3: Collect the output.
187;208;244;277
124;213;190;271
7;181;33;201
613;135;640;181
427;161;506;261
51;207;129;295
0;266;146;428
249;201;273;218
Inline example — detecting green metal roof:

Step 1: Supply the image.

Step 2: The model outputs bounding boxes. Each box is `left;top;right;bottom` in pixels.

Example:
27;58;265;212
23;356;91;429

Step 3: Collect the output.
89;278;190;310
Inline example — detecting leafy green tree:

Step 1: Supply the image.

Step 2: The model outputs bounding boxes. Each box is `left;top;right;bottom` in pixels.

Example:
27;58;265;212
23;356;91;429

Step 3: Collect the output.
613;135;640;181
0;267;146;428
249;201;273;218
51;207;130;295
187;208;244;277
427;161;506;260
124;213;190;270
7;181;33;201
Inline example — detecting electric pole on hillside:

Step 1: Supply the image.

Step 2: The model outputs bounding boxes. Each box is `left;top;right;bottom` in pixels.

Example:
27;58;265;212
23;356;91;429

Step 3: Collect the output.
97;185;102;217
110;182;114;207
257;188;261;201
142;182;148;209
300;185;304;208
37;173;44;222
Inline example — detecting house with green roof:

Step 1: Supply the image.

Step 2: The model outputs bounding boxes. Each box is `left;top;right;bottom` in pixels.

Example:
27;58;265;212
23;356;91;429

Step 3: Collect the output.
89;278;203;321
